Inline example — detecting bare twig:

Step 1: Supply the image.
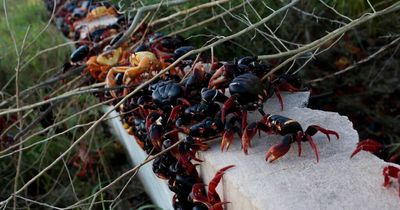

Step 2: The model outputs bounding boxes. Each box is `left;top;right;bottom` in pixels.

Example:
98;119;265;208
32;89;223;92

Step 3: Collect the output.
151;0;230;26
168;1;250;37
66;138;184;209
0;82;105;116
112;0;188;48
0;99;115;156
318;0;353;22
259;1;400;80
0;65;86;108
306;36;400;83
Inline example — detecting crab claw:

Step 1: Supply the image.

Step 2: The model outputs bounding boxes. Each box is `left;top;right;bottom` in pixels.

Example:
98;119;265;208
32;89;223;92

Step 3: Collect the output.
178;154;198;176
148;124;163;150
208;165;235;204
350;139;383;159
191;183;212;208
221;129;235;152
241;122;258;155
382;165;400;197
208;65;226;89
210;202;230;210
265;135;292;163
167;105;183;124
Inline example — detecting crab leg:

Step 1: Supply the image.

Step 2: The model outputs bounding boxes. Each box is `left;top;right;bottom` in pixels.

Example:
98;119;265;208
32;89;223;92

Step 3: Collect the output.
306;125;340;141
241;122;258;155
265;135;292;163
274;87;284;111
383;165;400;197
350;139;383;158
221;129;234;152
208;165;235;204
221;96;235;122
305;134;320;162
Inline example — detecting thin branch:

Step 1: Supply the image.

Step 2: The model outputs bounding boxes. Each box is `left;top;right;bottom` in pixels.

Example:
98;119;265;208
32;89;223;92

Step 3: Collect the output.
168;1;250;36
112;0;188;48
0;65;86;108
66;138;183;209
306;36;400;83
0;99;115;156
0;82;105;116
150;0;230;26
259;1;400;79
318;0;353;22
14;195;63;210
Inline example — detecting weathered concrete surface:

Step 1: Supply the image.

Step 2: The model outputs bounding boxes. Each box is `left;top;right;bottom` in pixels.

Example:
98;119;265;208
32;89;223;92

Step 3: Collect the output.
199;92;400;210
104;107;174;210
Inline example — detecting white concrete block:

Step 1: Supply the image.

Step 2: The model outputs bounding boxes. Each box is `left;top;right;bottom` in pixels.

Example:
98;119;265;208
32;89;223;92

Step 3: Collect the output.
199;94;400;210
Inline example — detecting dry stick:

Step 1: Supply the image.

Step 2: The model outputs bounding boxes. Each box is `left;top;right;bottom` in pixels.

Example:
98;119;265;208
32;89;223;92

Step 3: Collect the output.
0;99;116;155
0;76;87;146
22;0;56;52
168;0;250;37
0;111;32;139
150;0;231;26
258;2;400;61
49;75;85;97
259;1;400;80
20;41;80;70
0;1;298;207
0;65;86;108
112;0;188;49
215;3;282;53
2;0;28;207
245;0;289;52
14;195;62;210
0;98;116;156
205;28;257;56
306;36;400;83
289;32;346;75
0;111;126;159
67;138;184;209
1;41;81;92
0;81;106;116
12;101;60;142
292;6;346;25
154;10;200;33
108;147;156;209
215;2;296;53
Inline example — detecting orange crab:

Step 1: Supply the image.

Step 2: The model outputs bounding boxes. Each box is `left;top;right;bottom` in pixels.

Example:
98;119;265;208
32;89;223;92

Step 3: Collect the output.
85;47;130;81
86;6;117;21
106;51;162;97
